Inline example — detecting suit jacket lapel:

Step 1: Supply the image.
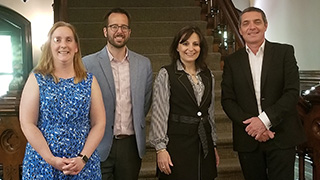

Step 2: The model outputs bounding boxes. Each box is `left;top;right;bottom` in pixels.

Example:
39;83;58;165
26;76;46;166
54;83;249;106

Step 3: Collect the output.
176;68;198;106
128;50;138;96
261;41;273;90
177;71;211;108
199;71;211;108
239;49;256;95
98;48;116;98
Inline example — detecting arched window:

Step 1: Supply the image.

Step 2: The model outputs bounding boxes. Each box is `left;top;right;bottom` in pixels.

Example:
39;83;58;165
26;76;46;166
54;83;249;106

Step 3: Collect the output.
0;5;32;97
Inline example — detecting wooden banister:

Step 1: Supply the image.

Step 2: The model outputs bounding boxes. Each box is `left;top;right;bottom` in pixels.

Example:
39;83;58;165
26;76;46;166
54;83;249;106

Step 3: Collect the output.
216;0;244;47
196;0;244;69
55;0;243;57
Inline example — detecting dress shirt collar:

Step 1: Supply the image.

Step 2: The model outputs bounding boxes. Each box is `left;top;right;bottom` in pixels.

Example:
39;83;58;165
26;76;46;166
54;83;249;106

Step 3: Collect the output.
106;46;129;62
245;40;266;56
176;60;201;74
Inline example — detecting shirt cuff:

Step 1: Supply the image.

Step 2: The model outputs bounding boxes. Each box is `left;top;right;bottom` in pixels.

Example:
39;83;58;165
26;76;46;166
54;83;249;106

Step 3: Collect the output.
155;143;167;151
258;112;272;130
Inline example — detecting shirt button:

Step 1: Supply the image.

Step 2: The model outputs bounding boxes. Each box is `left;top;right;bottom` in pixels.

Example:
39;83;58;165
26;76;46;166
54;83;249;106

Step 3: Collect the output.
197;111;202;117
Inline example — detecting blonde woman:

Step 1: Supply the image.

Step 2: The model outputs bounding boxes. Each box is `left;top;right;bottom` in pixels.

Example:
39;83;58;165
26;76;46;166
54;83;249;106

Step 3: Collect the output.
20;21;105;179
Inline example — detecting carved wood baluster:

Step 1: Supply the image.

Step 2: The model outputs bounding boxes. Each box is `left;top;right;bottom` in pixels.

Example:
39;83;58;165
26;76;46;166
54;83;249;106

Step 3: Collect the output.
199;0;209;21
299;84;320;180
0;116;27;180
211;0;222;53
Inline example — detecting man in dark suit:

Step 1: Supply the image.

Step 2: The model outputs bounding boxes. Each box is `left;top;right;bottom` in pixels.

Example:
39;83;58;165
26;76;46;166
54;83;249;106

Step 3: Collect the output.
83;8;153;180
221;7;306;180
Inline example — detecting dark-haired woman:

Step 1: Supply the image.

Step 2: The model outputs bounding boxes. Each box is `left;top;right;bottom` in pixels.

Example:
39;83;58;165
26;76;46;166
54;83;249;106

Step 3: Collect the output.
149;25;219;180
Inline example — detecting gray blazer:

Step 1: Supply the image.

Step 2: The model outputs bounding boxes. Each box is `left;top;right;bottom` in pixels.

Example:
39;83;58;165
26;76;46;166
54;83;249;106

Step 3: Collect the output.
83;47;153;161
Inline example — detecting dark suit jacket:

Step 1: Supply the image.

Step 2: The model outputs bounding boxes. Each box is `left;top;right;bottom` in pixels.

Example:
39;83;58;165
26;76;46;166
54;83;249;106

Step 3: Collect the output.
82;47;153;161
221;40;306;152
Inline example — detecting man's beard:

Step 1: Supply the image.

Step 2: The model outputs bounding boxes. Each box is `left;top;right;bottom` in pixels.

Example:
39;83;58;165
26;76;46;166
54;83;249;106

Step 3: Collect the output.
107;35;129;48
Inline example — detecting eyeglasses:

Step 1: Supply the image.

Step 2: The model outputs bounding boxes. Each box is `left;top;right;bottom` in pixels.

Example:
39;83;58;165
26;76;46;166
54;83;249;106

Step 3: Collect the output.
107;24;130;33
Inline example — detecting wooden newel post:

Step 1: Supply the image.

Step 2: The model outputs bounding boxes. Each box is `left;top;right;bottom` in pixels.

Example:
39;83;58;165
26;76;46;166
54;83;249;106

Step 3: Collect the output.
0;92;27;179
298;85;320;180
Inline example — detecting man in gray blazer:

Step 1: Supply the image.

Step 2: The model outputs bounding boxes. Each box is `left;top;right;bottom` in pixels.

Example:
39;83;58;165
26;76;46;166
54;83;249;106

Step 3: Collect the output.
83;8;153;180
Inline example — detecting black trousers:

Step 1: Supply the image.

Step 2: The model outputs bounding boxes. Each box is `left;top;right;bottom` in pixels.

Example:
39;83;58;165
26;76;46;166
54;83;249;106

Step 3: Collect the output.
101;135;142;180
238;140;296;180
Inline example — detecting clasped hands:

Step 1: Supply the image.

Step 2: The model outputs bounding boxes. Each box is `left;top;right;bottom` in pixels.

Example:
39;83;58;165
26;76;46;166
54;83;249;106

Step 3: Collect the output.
50;156;85;175
243;117;275;142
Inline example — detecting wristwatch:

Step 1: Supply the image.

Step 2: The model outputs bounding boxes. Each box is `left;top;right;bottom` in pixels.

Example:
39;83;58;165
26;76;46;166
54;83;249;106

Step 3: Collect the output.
78;153;88;164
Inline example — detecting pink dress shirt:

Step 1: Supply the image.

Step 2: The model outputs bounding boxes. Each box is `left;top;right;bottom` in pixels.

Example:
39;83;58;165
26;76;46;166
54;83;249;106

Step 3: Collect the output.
107;47;134;136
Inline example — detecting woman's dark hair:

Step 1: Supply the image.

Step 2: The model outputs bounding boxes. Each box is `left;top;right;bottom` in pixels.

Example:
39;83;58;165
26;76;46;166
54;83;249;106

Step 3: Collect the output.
169;25;208;70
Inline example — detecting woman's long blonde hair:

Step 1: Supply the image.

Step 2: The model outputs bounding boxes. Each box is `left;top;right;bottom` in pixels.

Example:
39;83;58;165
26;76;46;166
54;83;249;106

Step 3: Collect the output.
33;21;86;84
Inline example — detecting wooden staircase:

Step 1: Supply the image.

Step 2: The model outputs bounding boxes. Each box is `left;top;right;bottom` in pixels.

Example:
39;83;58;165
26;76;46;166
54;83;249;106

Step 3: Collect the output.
66;0;244;179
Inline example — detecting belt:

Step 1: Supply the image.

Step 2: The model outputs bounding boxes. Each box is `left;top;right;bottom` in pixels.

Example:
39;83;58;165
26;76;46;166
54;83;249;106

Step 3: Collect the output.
114;134;133;140
169;114;209;158
169;114;208;124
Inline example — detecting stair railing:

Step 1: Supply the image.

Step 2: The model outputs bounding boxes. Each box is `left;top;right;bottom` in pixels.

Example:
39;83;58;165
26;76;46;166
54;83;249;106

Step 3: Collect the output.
54;0;241;69
195;0;244;69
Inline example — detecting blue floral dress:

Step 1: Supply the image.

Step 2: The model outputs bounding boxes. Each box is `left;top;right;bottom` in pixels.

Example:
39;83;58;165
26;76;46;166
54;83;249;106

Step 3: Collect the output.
22;72;101;180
